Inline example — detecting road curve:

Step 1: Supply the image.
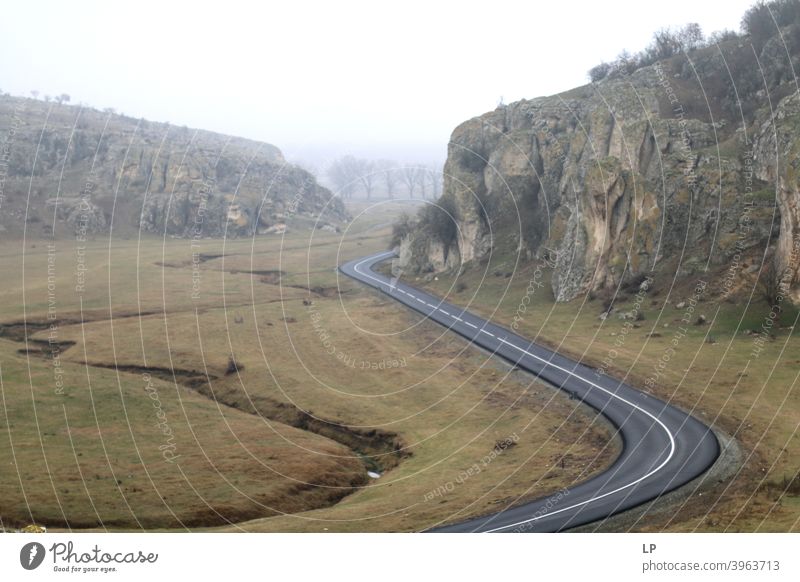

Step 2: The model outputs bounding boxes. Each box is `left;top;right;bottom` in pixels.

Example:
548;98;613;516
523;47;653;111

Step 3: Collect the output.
339;251;720;533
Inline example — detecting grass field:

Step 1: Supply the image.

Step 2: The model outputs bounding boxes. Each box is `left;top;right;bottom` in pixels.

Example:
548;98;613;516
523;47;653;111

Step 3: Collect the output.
0;200;617;532
413;247;800;532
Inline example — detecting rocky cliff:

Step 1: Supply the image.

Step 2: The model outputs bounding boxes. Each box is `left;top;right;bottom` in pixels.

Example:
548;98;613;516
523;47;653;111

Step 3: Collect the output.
0;96;345;239
401;24;800;303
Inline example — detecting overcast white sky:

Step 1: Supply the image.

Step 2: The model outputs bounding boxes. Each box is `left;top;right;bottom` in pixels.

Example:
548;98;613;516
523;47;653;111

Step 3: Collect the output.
1;0;755;167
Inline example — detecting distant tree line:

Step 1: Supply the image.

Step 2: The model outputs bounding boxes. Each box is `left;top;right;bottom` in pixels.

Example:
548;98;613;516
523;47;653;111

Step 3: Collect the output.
587;23;730;82
325;155;443;200
741;0;800;51
26;90;71;104
588;0;800;83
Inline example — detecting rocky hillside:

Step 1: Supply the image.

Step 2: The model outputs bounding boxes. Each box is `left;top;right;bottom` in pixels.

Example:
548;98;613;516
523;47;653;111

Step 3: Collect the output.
0;95;345;239
400;9;800;303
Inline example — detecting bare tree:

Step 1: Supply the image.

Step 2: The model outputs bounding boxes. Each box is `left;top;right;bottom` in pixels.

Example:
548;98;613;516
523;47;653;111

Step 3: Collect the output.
646;28;682;61
742;0;777;51
613;49;638;75
30;90;39;100
326;155;360;199
376;159;398;199
55;93;71;105
400;165;420;198
427;164;443;199
757;259;788;326
707;29;739;45
418;168;428;200
676;23;704;50
355;158;377;199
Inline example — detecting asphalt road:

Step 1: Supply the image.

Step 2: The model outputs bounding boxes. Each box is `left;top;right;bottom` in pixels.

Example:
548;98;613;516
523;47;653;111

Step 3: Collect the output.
339;251;720;533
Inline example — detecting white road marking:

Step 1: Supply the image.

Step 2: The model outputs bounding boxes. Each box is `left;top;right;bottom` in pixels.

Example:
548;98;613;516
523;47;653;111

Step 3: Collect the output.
481;337;676;532
350;251;676;533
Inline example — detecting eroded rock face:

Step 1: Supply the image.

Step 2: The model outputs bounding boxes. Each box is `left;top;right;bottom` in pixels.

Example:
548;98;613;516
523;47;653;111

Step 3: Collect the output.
49;197;107;237
402;42;788;301
0;96;345;238
753;92;800;302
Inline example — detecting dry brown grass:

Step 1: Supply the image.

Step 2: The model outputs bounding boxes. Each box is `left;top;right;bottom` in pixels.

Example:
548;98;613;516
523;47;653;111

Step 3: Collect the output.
415;250;800;532
0;202;618;532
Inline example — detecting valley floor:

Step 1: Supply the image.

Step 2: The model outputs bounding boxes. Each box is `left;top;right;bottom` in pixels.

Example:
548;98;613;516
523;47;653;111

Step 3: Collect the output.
413;248;800;532
0;201;617;532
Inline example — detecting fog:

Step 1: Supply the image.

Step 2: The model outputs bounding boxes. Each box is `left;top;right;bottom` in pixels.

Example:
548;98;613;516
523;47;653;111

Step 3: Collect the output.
1;0;754;170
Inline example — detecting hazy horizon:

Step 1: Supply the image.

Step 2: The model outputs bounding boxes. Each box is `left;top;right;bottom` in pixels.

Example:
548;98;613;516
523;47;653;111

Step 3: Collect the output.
2;0;755;170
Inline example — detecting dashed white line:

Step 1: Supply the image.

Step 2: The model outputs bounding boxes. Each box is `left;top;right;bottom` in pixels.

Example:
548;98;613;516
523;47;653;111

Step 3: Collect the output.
481;336;676;532
349;251;677;533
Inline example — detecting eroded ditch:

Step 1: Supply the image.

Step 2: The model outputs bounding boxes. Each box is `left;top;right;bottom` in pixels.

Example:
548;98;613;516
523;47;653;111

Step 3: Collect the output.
1;315;409;526
75;357;408;471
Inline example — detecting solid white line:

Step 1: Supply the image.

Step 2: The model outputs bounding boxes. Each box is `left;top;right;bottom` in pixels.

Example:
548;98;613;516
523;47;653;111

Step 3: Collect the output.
350;251;676;532
481;338;676;532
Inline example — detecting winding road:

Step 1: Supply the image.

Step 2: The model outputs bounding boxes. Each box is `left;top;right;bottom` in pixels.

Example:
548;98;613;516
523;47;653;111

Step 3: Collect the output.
339;251;720;533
